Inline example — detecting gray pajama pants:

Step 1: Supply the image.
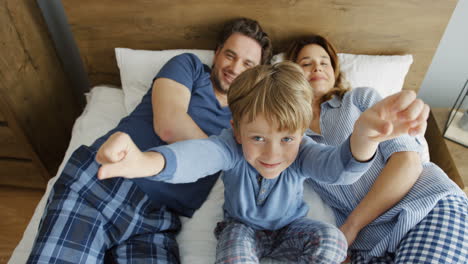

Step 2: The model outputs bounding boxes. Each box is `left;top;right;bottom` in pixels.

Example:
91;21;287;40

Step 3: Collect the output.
214;217;347;264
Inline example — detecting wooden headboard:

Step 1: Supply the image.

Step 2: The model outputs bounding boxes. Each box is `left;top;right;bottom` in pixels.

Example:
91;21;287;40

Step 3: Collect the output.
61;0;457;94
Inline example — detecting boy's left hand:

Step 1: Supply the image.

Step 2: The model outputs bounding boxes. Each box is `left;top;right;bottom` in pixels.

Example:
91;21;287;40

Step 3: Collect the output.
96;132;164;180
355;90;430;142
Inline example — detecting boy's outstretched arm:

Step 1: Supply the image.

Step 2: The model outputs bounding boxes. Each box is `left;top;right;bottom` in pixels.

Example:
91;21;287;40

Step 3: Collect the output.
96;132;166;180
350;90;430;161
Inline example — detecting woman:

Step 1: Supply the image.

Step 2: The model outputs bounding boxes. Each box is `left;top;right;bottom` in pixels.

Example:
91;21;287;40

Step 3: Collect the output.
285;35;467;263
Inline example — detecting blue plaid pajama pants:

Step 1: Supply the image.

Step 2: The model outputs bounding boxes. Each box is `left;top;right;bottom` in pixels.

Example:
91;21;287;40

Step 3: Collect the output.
214;218;347;264
351;194;468;264
27;145;181;264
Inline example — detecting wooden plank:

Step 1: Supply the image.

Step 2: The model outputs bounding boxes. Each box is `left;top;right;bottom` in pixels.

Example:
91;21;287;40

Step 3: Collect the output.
430;108;467;189
0;126;33;159
0;159;47;189
61;0;457;92
425;110;464;188
0;186;44;262
0;94;50;186
0;108;5;123
0;0;81;176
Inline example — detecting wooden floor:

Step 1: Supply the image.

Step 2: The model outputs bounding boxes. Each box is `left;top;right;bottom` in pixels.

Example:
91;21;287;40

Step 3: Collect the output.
0;186;44;264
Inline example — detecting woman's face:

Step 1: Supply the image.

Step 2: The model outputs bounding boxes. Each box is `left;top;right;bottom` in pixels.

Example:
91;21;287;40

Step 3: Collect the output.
296;44;335;99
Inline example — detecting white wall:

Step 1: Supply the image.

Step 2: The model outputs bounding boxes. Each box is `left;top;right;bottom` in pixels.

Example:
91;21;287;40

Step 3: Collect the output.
418;0;468;108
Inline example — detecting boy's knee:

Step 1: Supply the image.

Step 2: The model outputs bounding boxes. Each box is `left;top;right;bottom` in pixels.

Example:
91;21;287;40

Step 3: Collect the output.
215;221;254;240
310;226;347;263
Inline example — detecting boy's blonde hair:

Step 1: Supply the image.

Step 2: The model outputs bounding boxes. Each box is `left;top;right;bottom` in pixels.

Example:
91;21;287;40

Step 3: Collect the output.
228;61;313;133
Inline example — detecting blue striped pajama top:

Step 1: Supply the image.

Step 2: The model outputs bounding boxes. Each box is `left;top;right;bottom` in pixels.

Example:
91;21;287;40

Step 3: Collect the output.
305;87;466;260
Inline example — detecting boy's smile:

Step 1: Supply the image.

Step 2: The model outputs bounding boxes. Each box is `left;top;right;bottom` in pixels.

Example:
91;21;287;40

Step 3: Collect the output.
233;114;304;179
258;161;282;168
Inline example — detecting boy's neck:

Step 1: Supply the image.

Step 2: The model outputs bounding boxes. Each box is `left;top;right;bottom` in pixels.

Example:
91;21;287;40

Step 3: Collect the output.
310;103;322;134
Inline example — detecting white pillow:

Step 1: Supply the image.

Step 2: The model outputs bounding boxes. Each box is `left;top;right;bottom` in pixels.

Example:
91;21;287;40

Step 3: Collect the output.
115;48;214;113
117;48;413;111
338;53;413;98
271;52;413;98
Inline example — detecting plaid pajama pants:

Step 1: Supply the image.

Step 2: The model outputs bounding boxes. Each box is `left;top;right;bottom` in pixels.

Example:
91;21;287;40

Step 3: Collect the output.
214;218;347;264
27;145;181;264
351;194;468;264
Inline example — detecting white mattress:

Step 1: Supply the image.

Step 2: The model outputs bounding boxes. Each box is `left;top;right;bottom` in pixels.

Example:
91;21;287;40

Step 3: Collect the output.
8;85;335;264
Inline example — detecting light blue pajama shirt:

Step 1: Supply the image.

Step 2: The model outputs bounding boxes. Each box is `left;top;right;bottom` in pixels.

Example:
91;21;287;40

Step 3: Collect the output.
148;128;374;231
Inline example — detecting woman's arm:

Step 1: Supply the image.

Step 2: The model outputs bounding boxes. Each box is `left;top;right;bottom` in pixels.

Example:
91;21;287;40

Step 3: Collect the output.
339;151;422;245
152;78;208;143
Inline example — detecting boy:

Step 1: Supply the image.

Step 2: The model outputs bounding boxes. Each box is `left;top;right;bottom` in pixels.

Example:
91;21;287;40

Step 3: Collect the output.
97;62;429;263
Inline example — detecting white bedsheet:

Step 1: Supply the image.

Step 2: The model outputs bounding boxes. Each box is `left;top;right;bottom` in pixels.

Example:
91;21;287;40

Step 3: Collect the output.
8;86;335;264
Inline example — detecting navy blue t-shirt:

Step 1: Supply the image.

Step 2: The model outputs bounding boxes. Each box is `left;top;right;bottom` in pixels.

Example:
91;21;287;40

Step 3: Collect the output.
92;53;232;217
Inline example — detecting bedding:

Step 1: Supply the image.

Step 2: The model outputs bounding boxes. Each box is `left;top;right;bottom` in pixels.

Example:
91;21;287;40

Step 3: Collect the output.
8;85;335;264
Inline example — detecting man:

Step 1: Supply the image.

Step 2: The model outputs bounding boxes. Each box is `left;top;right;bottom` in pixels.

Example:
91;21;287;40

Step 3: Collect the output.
27;17;271;264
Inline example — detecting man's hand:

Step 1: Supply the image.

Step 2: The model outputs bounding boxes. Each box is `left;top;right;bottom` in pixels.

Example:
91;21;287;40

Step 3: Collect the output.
96;132;165;180
355;90;429;143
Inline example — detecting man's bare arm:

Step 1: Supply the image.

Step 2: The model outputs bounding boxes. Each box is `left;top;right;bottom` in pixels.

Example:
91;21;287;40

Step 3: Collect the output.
152;78;208;143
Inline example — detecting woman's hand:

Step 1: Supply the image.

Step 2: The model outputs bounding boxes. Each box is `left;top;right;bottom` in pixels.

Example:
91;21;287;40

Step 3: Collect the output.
96;132;165;180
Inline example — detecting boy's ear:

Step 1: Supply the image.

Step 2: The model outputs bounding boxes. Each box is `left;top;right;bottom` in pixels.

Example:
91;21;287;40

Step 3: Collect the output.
231;120;241;144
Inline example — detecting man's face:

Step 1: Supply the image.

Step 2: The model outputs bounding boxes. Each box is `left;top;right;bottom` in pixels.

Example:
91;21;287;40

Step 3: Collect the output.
211;33;262;94
234;114;303;180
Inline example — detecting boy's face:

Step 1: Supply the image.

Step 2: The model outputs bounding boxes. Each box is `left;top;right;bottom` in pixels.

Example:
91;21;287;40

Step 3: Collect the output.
233;114;304;179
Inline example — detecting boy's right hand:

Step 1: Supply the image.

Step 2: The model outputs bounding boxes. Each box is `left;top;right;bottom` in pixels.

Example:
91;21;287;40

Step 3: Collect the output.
96;132;164;180
350;90;429;162
355;90;429;142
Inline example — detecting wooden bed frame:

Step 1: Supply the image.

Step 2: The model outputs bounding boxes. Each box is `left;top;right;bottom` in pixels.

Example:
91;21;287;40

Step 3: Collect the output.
60;0;456;93
54;0;462;187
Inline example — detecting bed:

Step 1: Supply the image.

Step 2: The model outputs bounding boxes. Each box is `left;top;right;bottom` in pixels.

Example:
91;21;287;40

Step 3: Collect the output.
9;0;464;263
6;47;451;263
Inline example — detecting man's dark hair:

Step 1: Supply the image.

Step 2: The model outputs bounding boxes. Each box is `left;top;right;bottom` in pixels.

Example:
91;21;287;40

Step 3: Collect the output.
216;18;272;65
